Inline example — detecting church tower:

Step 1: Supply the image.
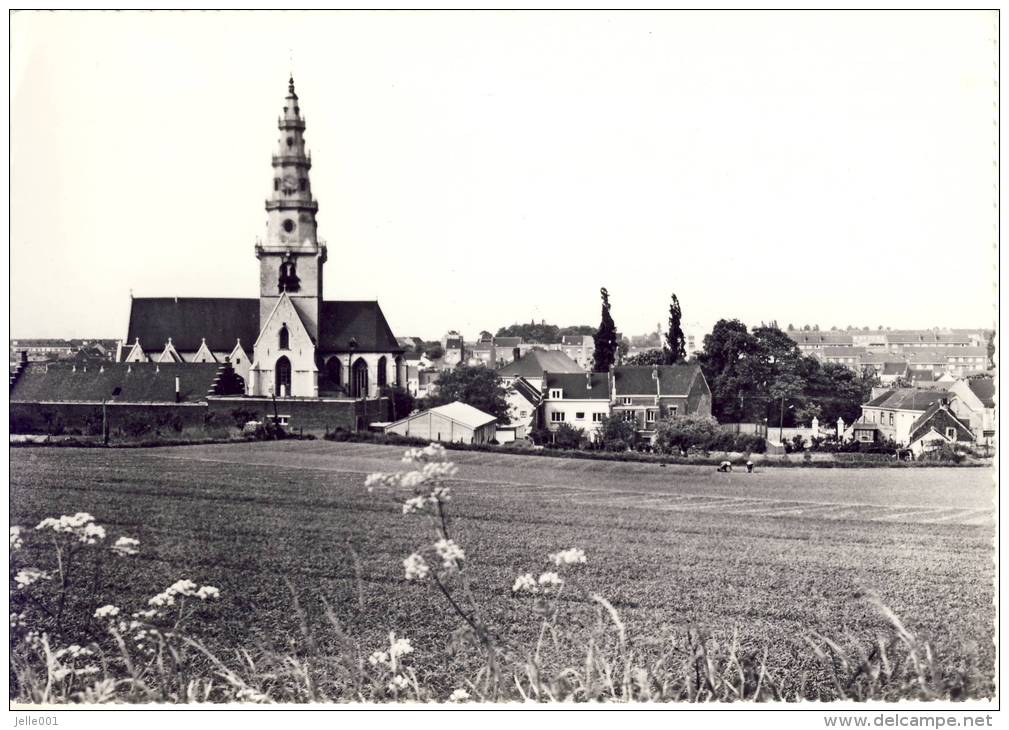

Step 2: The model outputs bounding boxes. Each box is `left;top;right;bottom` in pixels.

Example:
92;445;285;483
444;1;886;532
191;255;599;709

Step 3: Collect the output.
249;77;327;397
255;76;326;340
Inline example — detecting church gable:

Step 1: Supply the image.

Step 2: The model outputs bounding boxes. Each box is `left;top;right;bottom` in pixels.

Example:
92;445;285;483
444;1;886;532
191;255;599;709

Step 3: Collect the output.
193;339;217;364
156;339;184;363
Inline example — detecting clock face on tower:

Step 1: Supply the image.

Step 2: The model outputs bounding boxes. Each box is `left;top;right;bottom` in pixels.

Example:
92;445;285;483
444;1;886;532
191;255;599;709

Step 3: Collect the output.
282;219;296;233
282;175;297;191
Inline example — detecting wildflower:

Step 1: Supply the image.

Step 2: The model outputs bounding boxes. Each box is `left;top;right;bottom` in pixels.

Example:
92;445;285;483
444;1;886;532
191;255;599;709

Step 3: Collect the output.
75;666;99;676
54;645;93;660
196;585;220;600
52;668;73;682
368;650;390;667
10;612;25;629
111;536;140;556
537;572;563;589
36;512;96;534
388;674;410;692
403;553;429;581
549;548;587;566
430;485;452;503
402;443;447;464
421;461;457;481
80;523;106;545
448;688;470;702
511;573;538;594
402;495;428;514
434;539;465;570
169;579;198;596
10;526;23;551
365;472;393;492
93;605;120;620
15;568;51;589
132;609;158;621
389;636;413;659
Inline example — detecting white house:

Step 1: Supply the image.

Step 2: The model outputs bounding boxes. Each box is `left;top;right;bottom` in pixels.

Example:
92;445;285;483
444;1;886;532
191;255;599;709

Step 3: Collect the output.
503;376;542;441
541;371;612;442
947;374;996;449
856;388;950;445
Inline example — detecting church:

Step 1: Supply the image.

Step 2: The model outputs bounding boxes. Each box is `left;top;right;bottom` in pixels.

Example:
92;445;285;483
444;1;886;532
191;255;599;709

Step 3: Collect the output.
119;78;405;400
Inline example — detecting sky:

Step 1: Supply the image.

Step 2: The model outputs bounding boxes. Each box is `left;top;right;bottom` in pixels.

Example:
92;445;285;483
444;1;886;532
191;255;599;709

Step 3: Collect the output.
9;11;998;343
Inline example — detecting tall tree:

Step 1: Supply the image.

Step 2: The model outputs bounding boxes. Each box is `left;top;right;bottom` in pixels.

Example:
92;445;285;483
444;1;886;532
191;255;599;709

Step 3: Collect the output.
424;365;509;421
593;287;618;373
663;294;686;365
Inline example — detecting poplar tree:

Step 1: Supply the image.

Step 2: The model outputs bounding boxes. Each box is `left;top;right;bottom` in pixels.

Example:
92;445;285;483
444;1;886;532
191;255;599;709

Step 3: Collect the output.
593;287;618;373
663;293;686;364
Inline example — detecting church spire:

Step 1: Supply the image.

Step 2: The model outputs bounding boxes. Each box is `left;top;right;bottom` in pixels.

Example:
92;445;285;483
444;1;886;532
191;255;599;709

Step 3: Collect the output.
263;75;319;250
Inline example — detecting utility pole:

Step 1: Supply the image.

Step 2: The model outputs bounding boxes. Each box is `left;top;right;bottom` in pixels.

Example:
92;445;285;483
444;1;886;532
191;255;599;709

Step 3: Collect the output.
779;393;785;444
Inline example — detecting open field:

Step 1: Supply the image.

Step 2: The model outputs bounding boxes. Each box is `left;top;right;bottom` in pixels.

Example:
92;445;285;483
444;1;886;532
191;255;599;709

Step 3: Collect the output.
10;441;996;700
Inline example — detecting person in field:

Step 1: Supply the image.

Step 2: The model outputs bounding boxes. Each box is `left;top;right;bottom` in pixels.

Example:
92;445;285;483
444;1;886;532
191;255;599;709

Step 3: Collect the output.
717;461;732;472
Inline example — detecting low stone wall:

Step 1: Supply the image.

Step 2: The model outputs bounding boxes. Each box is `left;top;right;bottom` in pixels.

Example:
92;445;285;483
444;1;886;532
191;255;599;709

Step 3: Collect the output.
10;401;211;438
11;397;391;439
206;396;390;435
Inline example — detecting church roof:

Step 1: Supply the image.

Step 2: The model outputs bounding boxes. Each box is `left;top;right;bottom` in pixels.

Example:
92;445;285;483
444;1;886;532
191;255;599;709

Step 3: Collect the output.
10;362;235;403
126;297;401;354
127;298;260;352
319;301;402;353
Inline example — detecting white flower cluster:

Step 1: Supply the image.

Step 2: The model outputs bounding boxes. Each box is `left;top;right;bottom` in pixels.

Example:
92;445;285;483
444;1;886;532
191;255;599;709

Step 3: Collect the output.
370;633;415;672
401;484;454;515
148;579;220;607
402;443;448;463
10;526;23;552
110;536;140;556
93;605;120;620
388;674;410;692
54;644;93;661
15;568;51;589
511;573;538;594
403;553;429;581
448;688;471;702
10;611;26;629
35;513;106;544
434;539;465;571
549;548;587;566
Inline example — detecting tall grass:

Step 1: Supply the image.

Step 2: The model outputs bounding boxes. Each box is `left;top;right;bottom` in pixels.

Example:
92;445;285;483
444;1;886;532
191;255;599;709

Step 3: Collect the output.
9;446;991;703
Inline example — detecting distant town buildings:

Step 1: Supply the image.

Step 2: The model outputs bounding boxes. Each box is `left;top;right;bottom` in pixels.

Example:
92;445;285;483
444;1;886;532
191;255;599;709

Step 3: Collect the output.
9;339;119;367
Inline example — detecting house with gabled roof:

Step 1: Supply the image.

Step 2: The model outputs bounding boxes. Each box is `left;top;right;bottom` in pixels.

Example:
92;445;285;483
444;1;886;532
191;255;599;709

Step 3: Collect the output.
503;376;542;441
496;350;584;391
857;388;950;445
384;401;497;444
907;400;975;456
611;363;712;440
947;374;996;449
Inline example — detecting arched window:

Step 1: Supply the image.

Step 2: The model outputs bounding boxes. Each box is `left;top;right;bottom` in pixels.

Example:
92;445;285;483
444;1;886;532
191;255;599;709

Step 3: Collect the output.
326;357;342;387
278;324;289;350
394;355;404;387
377;356;387;387
275;356;291;398
351;358;369;398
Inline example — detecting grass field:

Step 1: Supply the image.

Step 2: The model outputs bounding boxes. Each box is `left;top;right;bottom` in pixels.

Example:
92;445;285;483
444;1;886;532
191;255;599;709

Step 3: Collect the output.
9;441;996;701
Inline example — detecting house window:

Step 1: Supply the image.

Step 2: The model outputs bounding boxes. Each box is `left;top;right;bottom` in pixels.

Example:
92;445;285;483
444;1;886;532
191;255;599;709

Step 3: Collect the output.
549;389;562;399
889;413;894;426
592;413;604;422
519;410;527;418
945;427;957;441
621;397;632;405
575;412;585;420
646;410;656;423
668;406;678;416
622;411;636;423
550;411;565;423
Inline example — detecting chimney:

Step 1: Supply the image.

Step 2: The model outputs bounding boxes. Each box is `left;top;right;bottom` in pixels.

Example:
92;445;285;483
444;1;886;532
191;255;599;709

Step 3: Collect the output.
175;376;181;403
